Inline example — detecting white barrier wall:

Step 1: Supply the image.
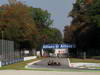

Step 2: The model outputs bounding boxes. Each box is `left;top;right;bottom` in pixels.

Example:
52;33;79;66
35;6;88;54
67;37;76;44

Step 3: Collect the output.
24;56;37;61
0;61;1;67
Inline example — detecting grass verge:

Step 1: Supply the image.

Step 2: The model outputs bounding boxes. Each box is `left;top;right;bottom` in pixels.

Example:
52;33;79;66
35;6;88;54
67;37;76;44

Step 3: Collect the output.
70;58;100;63
69;58;100;71
0;58;42;70
0;57;100;72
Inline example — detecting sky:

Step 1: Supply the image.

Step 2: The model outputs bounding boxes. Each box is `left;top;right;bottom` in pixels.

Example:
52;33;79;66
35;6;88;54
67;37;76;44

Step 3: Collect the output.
0;0;75;34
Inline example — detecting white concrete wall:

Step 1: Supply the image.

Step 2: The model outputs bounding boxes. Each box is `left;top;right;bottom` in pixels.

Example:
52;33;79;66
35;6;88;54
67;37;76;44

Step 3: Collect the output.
24;56;37;61
0;61;1;67
71;63;100;68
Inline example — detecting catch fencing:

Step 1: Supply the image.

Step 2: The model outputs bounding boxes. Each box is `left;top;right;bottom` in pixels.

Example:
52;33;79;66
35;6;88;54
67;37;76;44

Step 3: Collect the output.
0;40;23;67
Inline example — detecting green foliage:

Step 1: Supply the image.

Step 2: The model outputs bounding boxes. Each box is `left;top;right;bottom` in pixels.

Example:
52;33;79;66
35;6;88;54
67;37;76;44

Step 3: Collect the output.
32;8;53;28
87;0;100;27
0;1;62;50
42;28;63;44
64;0;100;57
31;7;62;45
0;3;37;41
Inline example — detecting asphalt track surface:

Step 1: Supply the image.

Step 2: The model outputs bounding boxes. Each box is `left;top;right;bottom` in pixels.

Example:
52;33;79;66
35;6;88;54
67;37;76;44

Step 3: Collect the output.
26;57;100;72
27;57;69;70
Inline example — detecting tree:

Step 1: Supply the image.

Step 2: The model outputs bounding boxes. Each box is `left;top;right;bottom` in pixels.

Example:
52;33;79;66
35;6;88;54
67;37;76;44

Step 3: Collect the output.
42;28;63;44
64;0;100;57
32;8;53;29
8;0;17;5
0;2;38;40
31;7;62;44
0;2;40;52
0;1;63;55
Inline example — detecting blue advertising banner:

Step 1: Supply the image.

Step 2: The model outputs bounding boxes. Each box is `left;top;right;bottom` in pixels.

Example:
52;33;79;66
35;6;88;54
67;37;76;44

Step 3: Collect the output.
43;44;75;49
